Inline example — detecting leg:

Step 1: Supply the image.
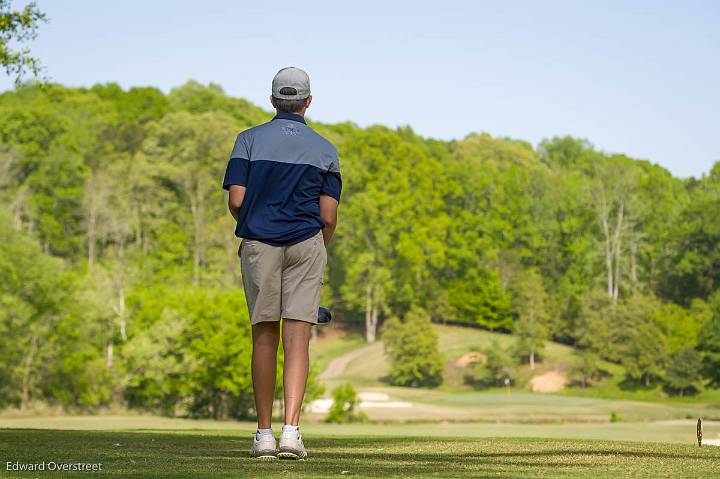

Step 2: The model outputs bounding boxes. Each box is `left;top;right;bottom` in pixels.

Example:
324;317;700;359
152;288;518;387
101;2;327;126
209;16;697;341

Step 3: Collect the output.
279;231;326;426
252;320;281;429
240;238;284;429
281;318;313;426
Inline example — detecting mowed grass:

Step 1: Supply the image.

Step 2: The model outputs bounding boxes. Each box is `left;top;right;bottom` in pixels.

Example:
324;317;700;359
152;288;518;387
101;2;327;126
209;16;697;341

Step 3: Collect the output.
2;428;719;478
1;416;718;444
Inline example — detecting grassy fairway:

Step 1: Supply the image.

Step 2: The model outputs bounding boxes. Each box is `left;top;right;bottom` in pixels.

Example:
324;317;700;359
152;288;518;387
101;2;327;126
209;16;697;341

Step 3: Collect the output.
2;428;719;478
2;416;718;444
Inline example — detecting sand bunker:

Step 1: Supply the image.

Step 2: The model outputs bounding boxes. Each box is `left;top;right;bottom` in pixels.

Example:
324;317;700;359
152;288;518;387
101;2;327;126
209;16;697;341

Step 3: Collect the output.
308;390;412;413
455;352;487;368
530;370;567;393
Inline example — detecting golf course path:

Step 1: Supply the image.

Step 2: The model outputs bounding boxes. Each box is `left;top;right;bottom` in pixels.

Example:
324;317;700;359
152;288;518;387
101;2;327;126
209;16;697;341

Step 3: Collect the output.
319;342;380;379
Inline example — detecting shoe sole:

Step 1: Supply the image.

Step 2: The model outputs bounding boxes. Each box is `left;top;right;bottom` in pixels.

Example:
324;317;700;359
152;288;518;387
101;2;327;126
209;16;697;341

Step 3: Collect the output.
251;449;278;460
252;454;277;460
278;451;307;460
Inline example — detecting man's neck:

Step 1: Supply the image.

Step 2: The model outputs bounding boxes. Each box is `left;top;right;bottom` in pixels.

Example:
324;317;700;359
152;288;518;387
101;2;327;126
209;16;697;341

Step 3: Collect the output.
275;109;306;117
274;111;307;124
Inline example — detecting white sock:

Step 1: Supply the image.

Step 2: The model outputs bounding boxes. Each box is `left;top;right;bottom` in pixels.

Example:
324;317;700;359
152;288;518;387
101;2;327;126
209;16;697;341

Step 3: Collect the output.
257;427;273;436
282;424;299;434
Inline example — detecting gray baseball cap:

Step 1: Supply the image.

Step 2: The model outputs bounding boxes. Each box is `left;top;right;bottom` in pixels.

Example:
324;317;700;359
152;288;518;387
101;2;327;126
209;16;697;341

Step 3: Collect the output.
272;66;311;100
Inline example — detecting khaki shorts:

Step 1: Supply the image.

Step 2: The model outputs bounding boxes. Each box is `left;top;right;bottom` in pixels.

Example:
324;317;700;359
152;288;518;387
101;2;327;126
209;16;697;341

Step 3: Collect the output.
239;230;327;325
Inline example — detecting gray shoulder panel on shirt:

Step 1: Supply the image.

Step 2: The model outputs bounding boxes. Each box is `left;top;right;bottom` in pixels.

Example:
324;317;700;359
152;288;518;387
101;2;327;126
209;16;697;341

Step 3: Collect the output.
239;120;338;171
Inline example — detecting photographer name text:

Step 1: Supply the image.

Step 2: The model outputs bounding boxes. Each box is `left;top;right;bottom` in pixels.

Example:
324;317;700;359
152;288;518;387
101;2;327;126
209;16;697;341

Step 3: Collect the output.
6;461;103;472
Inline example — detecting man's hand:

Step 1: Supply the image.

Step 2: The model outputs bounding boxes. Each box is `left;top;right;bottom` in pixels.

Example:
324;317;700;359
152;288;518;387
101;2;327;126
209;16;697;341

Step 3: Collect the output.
319;195;338;247
228;185;246;221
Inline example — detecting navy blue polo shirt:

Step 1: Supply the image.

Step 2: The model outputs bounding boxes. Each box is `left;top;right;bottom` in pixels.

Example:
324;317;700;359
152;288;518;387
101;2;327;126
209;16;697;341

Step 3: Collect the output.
222;112;342;246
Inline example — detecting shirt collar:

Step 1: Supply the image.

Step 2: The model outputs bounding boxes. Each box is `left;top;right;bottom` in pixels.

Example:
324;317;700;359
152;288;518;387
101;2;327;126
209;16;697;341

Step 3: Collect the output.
272;112;307;124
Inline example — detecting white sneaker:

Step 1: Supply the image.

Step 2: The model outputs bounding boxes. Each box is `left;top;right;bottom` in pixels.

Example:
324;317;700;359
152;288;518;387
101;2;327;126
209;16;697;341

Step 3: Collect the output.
250;430;277;459
278;426;307;460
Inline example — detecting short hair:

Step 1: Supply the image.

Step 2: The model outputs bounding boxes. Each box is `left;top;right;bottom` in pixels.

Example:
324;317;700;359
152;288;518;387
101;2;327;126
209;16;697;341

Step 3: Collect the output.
272;87;307;113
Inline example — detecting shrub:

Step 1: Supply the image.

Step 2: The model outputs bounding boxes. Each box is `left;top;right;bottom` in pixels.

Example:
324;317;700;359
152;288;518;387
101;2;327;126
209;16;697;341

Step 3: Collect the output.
325;383;367;424
463;341;516;390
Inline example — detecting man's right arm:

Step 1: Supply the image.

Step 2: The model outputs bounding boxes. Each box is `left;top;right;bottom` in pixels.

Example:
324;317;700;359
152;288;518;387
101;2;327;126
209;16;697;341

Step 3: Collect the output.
319;146;342;247
223;132;251;222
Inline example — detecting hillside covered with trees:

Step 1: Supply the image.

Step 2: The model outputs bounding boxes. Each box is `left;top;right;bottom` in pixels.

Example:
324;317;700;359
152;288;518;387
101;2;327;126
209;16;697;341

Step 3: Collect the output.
1;81;719;418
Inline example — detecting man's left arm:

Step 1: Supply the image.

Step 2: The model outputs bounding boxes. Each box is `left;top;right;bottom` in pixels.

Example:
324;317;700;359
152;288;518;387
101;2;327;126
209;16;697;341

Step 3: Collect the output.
319;195;338;246
228;185;246;221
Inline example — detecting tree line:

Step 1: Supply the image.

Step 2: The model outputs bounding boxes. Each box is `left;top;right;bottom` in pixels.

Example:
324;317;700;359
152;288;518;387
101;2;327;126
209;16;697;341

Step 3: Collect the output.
1;81;719;416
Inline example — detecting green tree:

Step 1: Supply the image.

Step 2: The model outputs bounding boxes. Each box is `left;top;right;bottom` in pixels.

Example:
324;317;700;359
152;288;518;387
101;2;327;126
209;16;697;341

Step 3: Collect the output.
588;155;639;304
570;350;600;388
540;169;597;341
660;163;720;303
337;127;448;341
539;136;594;171
0;0;46;82
445;267;512;329
511;270;549;369
140;110;237;285
122;308;193;414
614;294;667;387
697;290;720;387
0;212;109;409
575;290;614;357
654;300;711;354
123;287;255;418
27;146;89;256
664;347;703;397
380;308;444;387
620;320;667;387
442;147;545;329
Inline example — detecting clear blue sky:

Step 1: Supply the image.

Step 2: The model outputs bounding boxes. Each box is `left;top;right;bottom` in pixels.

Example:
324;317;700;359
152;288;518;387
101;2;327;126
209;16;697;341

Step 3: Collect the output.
2;0;718;178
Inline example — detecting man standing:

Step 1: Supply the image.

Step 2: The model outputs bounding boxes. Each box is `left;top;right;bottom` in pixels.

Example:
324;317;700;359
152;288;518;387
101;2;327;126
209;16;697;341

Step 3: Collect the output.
222;67;341;460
